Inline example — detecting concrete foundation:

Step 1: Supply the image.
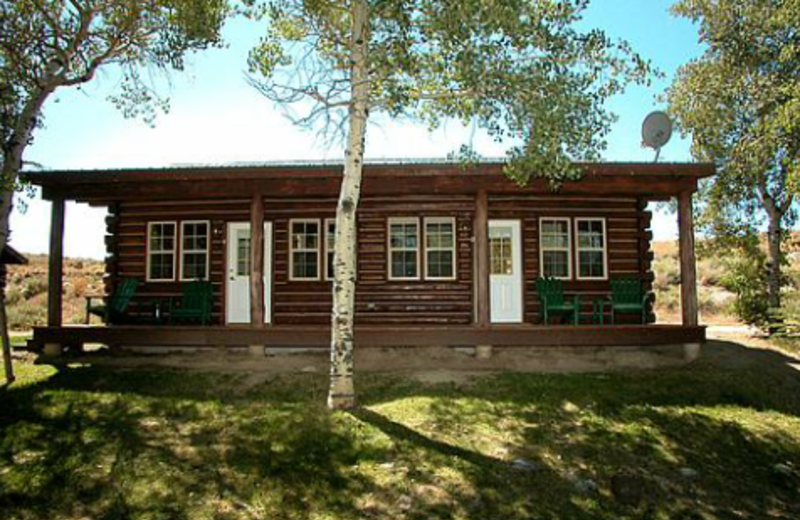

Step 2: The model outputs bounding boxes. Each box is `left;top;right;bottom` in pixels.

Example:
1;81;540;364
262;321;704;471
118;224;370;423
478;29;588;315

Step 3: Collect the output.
47;343;701;374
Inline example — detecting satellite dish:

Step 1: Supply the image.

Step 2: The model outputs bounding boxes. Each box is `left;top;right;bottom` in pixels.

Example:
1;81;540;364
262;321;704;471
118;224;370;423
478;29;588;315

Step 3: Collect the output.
642;111;673;162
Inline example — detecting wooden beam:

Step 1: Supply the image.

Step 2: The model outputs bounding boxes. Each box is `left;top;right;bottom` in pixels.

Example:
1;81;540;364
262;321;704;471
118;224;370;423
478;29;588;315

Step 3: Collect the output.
678;191;699;326
475;189;489;327
249;192;265;326
47;198;65;327
43;172;702;203
30;324;707;349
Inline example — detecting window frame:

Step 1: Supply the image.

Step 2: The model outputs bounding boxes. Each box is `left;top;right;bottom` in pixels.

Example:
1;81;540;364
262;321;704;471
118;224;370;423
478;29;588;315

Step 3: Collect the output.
289;218;322;281
574;217;609;281
387;217;421;281
146;221;178;282
179;220;211;282
324;218;336;281
538;217;573;280
423;217;457;281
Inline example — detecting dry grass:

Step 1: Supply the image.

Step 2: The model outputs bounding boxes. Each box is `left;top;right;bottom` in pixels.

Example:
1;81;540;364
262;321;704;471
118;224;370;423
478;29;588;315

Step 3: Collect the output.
6;255;104;330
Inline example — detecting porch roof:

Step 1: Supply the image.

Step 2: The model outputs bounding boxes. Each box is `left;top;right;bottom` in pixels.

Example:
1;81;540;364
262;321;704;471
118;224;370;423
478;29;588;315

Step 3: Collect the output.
23;160;715;203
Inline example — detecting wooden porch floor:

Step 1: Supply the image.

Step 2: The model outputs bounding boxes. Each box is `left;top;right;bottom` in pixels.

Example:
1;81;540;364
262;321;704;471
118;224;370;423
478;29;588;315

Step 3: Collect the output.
31;324;706;349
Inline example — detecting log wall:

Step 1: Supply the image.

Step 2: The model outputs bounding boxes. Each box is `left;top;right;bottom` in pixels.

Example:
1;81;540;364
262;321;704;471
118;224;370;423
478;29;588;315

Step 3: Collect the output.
487;195;654;324
111;193;654;326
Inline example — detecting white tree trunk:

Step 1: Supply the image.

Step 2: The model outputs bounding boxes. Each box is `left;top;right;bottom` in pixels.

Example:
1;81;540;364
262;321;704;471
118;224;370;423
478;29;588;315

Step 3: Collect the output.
328;0;370;410
0;85;55;384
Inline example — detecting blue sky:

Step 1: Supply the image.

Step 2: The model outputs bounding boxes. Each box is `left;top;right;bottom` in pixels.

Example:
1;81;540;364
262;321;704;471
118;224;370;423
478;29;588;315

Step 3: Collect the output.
13;0;703;259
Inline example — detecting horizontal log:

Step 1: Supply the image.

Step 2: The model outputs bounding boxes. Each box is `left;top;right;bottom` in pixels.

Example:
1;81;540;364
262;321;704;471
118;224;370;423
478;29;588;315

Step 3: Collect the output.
31;324;706;348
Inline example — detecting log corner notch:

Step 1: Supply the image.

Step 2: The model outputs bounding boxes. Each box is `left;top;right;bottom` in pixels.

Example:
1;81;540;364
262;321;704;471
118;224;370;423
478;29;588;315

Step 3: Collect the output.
47;197;66;327
677;190;699;327
250;191;266;327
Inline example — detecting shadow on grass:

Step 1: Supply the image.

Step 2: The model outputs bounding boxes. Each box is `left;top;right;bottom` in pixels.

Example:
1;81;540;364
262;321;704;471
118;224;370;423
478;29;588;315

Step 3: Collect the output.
0;339;798;519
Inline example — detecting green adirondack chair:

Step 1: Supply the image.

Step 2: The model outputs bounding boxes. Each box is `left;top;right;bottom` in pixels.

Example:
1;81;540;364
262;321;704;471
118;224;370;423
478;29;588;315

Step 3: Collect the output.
609;277;655;324
536;277;581;325
169;281;214;325
85;278;140;324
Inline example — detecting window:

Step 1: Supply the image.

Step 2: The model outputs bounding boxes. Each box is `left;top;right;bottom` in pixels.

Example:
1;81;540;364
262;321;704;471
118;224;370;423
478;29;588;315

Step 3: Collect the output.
490;226;514;275
576;218;607;280
324;218;336;280
180;221;210;281
147;222;177;281
539;218;572;279
290;219;320;280
388;218;420;280
235;227;251;277
425;218;456;280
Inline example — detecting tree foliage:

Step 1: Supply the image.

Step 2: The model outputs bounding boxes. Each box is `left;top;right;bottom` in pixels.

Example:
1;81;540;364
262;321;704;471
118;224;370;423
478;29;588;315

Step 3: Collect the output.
0;0;229;176
0;0;229;383
249;0;653;184
668;0;800;313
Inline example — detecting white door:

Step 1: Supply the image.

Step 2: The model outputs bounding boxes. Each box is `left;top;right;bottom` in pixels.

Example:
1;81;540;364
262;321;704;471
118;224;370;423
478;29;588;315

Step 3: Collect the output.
489;220;523;323
226;222;272;324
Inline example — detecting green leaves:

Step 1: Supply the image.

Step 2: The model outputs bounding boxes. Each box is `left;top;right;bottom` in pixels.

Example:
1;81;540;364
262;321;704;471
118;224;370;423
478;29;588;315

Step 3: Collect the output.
668;0;800;225
0;0;230;142
249;0;653;186
668;0;800;316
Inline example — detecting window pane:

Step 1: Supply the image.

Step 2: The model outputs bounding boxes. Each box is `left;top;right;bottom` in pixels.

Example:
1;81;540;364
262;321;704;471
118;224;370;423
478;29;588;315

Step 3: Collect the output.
543;251;569;278
183;222;209;251
149;253;174;280
183;253;207;280
490;236;513;275
293;251;318;279
391;250;418;278
327;252;335;279
427;250;454;278
326;221;336;249
426;222;454;249
579;251;605;278
236;231;251;277
542;220;569;249
578;221;603;249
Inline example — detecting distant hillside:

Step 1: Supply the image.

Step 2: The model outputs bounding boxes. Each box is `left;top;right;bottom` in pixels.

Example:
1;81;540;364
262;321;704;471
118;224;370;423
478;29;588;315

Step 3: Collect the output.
651;240;737;324
6;255;104;331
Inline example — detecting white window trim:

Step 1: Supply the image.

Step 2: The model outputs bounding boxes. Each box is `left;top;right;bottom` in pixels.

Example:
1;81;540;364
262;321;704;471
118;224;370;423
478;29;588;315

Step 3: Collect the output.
324;218;336;281
539;217;572;280
424;217;457;281
179;220;211;281
289;218;321;281
387;217;421;281
146;221;177;282
575;217;609;281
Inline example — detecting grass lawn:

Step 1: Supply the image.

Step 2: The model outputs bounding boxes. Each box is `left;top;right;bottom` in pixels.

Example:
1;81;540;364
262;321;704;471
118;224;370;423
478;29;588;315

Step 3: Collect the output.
2;342;800;520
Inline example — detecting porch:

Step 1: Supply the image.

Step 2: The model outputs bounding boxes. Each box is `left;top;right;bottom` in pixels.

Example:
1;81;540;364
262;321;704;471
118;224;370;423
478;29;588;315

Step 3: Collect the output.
32;323;705;350
27;161;708;355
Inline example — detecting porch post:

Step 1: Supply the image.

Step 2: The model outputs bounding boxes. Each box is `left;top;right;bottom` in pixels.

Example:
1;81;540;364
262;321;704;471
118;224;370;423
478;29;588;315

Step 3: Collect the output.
475;189;489;328
250;191;265;327
47;197;65;328
678;191;699;327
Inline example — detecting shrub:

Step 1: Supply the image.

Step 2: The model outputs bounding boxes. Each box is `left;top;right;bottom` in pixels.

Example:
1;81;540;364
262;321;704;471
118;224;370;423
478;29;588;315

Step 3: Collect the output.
21;277;48;299
719;245;771;326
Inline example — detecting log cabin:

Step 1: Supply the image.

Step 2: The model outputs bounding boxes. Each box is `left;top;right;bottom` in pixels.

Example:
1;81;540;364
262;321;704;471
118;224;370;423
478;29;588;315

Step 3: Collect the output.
24;160;713;359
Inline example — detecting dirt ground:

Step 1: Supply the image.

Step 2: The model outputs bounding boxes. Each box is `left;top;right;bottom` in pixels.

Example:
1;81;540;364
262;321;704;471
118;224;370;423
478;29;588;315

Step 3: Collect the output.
23;325;800;389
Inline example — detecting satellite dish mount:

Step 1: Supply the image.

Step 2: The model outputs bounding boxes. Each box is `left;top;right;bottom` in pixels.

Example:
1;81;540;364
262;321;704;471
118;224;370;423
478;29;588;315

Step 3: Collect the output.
642;111;673;163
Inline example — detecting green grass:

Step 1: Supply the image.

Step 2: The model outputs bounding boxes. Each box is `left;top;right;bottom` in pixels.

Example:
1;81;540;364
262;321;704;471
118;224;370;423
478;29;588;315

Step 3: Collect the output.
2;349;800;520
